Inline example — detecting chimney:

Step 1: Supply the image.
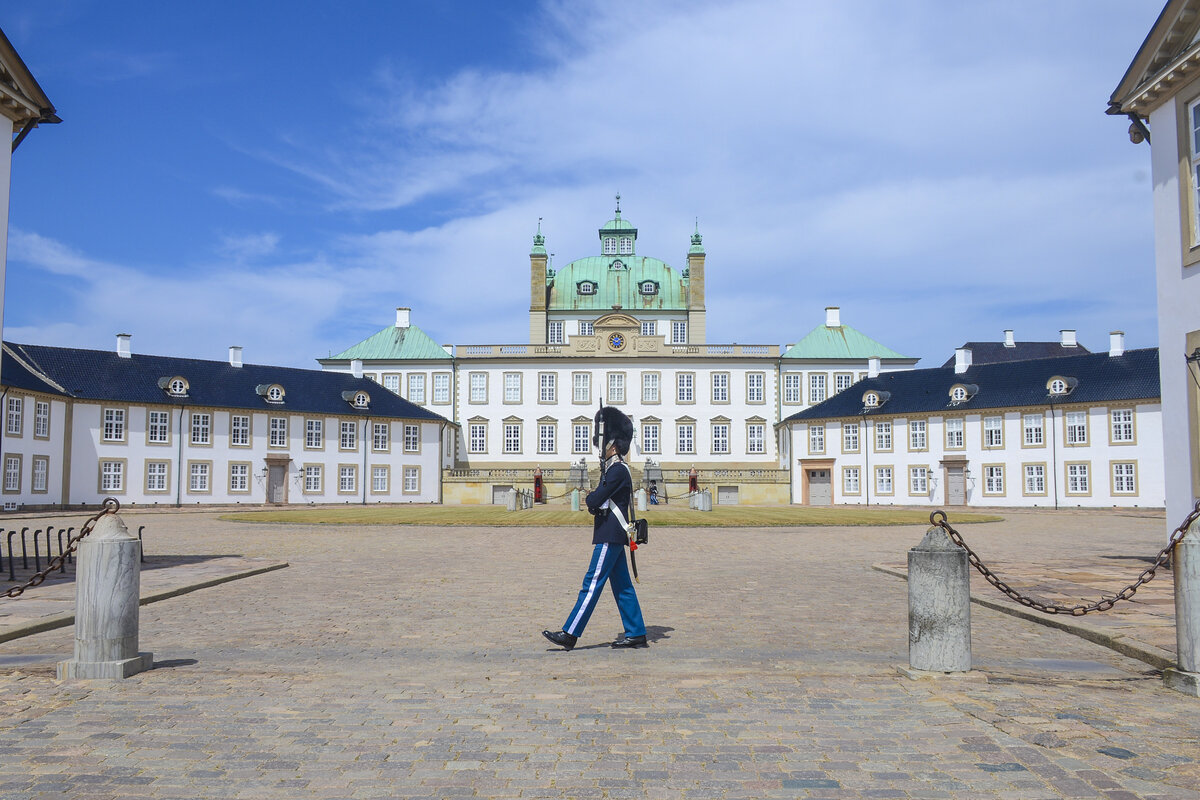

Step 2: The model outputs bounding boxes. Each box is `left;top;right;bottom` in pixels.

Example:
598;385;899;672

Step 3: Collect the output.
1060;329;1077;347
116;333;132;359
825;306;841;328
395;307;411;328
229;345;243;368
867;357;881;378
1003;329;1015;348
351;359;364;379
1109;331;1125;357
954;347;972;374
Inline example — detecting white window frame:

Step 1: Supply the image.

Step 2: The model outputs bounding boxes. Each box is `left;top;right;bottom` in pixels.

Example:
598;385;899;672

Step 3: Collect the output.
340;421;358;450
640;321;656;336
102;407;126;442
983;465;1004;495
747;423;765;454
578;321;594;336
433;373;451;404
783;374;801;404
574;423;591;454
189;461;210;493
538;423;556;454
100;459;123;493
710;373;727;403
305;418;323;449
671;320;687;345
983;416;1003;448
547;321;565;345
809;374;826;404
642;423;660;454
712;423;730;454
229;463;250;493
33;401;49;439
747;373;765;404
843;467;860;495
1065;410;1088;445
1067;463;1090;494
945;418;964;449
149;410;171;444
230;414;250;447
677;373;694;403
875;466;893;495
573;372;590;404
503;423;522;454
910;466;928;495
642;373;660;403
875;421;892;451
403;424;420;453
469;372;487;403
1112;461;1137;494
5;397;21;436
372;422;390;452
677;423;695;455
191;412;211;446
407;373;426;404
504;372;521;403
1024;464;1046;495
269;417;288;448
469;423;487;454
607;372;625;404
909;420;927;451
842;422;859;453
146;460;169;493
808;424;825;454
1023;413;1044;446
539;372;557;403
1110;408;1134;443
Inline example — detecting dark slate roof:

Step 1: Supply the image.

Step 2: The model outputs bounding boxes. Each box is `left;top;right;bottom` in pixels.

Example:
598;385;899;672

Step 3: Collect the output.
1;342;451;422
784;348;1159;423
939;341;1090;367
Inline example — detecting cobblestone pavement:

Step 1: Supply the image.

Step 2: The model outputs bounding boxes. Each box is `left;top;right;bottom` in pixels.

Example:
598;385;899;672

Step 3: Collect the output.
0;507;1198;799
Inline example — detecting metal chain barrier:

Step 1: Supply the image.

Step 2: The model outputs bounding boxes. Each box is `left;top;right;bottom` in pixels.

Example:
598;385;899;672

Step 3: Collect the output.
2;498;121;600
931;500;1200;616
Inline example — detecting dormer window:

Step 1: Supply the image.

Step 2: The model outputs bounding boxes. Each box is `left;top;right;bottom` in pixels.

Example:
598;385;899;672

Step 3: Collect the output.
610;259;625;270
603;237;617;255
862;390;890;410
640;281;659;296
948;383;979;406
1047;376;1078;396
619;237;633;254
343;390;370;409
257;383;286;404
158;376;189;397
578;281;597;296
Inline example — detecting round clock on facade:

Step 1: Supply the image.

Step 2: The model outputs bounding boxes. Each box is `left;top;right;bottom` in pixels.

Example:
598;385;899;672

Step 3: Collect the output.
608;332;625;351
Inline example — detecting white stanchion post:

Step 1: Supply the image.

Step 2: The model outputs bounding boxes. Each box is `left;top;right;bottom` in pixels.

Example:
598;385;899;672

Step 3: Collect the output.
506;489;517;512
904;525;971;675
1166;517;1200;695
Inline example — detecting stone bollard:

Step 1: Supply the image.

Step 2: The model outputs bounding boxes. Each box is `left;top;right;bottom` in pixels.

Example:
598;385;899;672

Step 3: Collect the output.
1166;516;1200;696
506;489;517;512
636;489;647;512
700;489;713;512
570;489;580;512
905;525;971;674
57;513;153;679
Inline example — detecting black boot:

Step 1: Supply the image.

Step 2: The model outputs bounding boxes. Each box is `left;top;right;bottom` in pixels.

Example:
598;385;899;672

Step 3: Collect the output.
611;634;647;648
543;630;578;650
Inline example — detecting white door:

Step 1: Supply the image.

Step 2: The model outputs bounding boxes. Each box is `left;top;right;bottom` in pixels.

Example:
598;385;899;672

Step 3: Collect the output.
268;465;287;504
808;469;832;506
717;485;739;505
492;485;513;504
946;466;966;506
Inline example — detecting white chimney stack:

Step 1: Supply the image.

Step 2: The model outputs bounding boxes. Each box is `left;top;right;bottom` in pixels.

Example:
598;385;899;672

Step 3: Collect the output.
1003;329;1015;348
395;307;411;328
825;306;841;328
229;346;243;368
1109;331;1125;357
954;347;972;374
867;357;881;378
351;359;364;379
116;333;132;359
1060;329;1077;347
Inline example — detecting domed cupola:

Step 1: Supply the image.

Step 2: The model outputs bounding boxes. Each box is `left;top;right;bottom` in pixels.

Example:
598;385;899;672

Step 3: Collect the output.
599;193;637;256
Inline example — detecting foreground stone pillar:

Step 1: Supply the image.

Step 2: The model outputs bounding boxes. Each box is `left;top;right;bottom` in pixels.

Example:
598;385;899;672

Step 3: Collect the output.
506;489;517;512
58;514;152;679
570;489;580;512
907;525;971;673
1165;517;1200;696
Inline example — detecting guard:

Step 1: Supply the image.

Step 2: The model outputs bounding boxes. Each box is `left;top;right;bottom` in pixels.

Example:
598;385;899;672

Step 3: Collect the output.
543;405;647;650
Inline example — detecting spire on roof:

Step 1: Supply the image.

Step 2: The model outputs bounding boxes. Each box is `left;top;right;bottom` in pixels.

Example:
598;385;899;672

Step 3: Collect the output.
615;192;621;218
531;217;547;255
689;217;704;255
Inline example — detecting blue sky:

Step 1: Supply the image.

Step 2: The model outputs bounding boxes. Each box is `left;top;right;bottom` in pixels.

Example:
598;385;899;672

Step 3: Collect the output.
2;1;1166;368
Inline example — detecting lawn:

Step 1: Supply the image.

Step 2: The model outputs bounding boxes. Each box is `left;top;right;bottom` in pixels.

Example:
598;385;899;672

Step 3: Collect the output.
219;504;1002;527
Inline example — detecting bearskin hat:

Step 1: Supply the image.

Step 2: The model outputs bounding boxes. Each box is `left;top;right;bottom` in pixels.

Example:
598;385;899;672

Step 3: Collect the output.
593;405;634;456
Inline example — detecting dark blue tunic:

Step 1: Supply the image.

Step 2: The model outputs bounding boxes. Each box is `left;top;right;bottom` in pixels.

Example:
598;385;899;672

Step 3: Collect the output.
586;459;632;546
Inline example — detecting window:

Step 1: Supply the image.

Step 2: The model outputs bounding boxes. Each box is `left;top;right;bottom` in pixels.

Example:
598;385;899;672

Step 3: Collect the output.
603;237;617;254
1024;464;1046;495
578;281;596;296
808;424;825;454
747;373;765;403
1049;378;1068;395
574;423;591;454
469;372;487;403
469;423;487;453
103;408;125;442
642;373;660;403
607;372;625;403
536;373;556;403
910;466;928;495
2;455;18;492
945;418;964;449
547;321;565;344
875;467;893;495
875;421;892;451
573;373;591;403
640;321;656;336
984;465;1004;495
229;463;249;493
710;373;727;403
678;423;695;454
909;420;927;451
835;373;854;394
842;422;860;453
643;423;660;454
339;465;357;494
188;462;209;493
372;466;389;493
340;421;357;450
504;372;521;403
433;374;450;404
983;416;1003;448
711;423;730;454
1110;409;1134;443
747;424;765;454
1066;463;1090;494
191;413;211;445
34;401;49;439
504;423;522;453
149;410;171;444
579;321;594;336
1112;462;1137;494
809;374;826;404
678;373;694;403
407;374;426;404
783;374;801;404
267;385;284;403
620;236;633;254
100;459;122;493
951;386;968;404
843;467;860;494
671;320;687;344
383;374;400;394
403;466;419;494
305;419;323;449
404;424;420;452
304;465;322;493
1065;411;1087;445
269;417;287;448
31;456;48;493
6;397;21;435
1023;413;1044;446
372;422;389;452
640;281;657;295
538;423;556;454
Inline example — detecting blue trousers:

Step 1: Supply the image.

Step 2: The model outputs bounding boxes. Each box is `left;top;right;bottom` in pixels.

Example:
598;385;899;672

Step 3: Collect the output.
563;542;646;639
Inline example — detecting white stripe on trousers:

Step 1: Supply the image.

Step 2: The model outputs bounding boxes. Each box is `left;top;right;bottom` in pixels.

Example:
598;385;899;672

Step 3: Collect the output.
567;543;608;635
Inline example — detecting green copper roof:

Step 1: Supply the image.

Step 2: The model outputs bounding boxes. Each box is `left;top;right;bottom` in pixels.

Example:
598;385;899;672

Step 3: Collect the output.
548;257;687;311
782;323;910;360
328;324;449;361
531;220;547;255
600;215;637;232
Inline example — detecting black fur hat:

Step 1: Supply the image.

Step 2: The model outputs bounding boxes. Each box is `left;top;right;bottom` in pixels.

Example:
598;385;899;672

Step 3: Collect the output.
593;406;634;456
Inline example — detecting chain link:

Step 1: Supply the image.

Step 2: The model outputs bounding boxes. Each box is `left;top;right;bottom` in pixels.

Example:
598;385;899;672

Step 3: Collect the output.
931;500;1200;616
2;498;121;600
